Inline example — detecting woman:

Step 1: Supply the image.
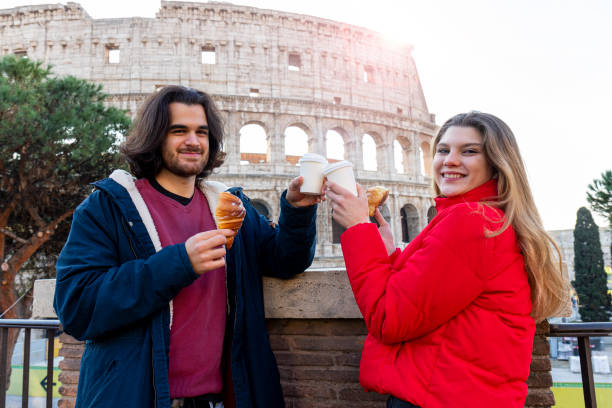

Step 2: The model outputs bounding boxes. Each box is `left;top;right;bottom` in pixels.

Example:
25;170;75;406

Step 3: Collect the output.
325;112;569;408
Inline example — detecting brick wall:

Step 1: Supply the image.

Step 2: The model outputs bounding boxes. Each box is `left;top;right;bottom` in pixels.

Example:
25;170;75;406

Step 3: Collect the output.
267;319;386;408
56;320;553;407
57;333;84;408
526;321;554;408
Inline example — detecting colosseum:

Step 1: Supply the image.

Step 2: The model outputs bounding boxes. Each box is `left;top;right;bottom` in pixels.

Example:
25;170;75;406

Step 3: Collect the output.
0;0;437;265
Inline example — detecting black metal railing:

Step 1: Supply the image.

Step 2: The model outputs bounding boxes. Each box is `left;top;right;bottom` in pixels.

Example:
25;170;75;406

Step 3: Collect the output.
0;319;61;408
549;322;612;408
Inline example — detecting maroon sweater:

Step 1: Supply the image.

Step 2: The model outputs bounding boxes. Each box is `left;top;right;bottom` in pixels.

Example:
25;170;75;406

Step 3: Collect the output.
136;179;226;398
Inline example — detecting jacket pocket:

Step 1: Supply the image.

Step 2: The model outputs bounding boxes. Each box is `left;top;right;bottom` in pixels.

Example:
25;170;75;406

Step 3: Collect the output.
78;337;153;406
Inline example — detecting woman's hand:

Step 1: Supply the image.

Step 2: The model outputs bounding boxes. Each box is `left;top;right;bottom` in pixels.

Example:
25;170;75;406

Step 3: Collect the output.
325;181;369;228
373;208;395;255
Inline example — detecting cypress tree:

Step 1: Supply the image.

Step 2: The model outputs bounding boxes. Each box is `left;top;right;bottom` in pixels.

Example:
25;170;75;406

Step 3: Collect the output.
572;207;611;321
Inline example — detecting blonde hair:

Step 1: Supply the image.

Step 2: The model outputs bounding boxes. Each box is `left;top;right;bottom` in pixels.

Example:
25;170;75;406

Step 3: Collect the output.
433;112;570;322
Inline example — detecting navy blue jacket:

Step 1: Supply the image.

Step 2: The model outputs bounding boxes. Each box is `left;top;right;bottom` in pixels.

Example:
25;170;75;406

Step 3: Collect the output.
54;171;317;407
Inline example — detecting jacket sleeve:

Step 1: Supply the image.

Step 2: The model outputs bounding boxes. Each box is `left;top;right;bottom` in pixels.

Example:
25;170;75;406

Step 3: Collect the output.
239;189;317;279
54;190;198;341
340;208;493;344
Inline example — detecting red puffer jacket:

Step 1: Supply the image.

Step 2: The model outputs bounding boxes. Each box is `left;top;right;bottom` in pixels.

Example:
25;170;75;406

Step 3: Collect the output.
341;180;535;408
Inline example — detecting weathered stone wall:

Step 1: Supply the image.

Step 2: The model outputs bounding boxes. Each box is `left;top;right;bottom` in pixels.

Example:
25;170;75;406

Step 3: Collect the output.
549;228;611;281
0;1;439;266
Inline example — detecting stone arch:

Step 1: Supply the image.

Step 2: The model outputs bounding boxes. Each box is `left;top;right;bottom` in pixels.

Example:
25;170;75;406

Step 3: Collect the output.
251;199;272;220
284;123;311;165
362;132;380;171
427;206;437;224
395;135;415;175
419;138;432;177
400;203;420;243
239;122;269;164
325;127;347;162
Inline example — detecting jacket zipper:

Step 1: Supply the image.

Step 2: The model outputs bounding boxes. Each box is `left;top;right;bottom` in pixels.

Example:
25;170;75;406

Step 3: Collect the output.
120;218;138;259
122;217;158;407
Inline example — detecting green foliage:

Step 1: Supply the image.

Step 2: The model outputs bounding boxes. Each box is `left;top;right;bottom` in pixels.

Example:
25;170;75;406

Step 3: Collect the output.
587;170;612;228
0;54;131;278
587;170;612;262
572;207;611;321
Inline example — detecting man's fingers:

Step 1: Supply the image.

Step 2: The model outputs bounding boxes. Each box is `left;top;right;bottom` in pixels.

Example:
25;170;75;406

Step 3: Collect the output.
194;229;230;240
289;176;304;190
195;246;226;262
218;228;236;237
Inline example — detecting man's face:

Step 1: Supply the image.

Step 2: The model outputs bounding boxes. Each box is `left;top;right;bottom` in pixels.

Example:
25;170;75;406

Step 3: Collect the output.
161;102;210;178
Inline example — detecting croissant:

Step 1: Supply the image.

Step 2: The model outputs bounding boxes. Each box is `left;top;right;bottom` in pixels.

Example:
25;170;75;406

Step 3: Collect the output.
215;191;246;249
366;186;389;217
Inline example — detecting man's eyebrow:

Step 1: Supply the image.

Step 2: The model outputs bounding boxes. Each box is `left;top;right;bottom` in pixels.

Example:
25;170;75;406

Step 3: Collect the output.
168;124;209;131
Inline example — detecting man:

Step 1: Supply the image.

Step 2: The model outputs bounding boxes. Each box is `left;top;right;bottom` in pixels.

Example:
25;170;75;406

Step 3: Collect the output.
54;86;320;408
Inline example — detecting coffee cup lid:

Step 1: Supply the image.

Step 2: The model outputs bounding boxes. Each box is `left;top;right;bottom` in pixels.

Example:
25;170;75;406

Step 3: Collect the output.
323;160;353;175
298;153;328;164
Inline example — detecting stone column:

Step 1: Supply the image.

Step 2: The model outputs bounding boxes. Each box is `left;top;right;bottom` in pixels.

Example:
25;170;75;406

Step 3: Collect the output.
391;191;402;246
311;116;325;156
57;333;84;408
525;321;555;407
224;111;241;172
270;113;284;164
348;123;363;170
378;127;394;176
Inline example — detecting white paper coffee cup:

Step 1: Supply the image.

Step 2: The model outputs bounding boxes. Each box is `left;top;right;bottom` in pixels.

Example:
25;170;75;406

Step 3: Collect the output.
323;160;357;196
298;153;328;195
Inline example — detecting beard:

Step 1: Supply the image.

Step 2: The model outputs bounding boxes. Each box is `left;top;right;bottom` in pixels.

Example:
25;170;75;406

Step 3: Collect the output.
162;147;209;177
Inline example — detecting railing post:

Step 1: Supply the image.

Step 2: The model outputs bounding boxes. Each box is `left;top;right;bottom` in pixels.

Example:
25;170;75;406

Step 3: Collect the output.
21;328;30;408
45;329;54;408
577;336;597;408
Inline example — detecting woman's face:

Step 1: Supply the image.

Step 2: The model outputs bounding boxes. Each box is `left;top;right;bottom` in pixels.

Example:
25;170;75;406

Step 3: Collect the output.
433;126;494;197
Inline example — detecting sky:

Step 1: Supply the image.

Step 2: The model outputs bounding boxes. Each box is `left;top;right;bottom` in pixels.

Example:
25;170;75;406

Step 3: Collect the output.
4;0;612;230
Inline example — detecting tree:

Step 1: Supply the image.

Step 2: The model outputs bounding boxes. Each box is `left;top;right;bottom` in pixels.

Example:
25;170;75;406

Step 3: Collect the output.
572;207;611;322
0;55;130;383
587;169;612;259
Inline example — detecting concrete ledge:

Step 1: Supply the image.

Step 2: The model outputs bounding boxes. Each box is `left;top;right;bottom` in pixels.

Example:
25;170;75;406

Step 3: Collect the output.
32;269;362;320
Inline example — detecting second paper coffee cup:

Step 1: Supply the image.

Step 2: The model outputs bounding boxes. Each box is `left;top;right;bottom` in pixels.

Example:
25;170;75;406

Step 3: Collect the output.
323;160;357;196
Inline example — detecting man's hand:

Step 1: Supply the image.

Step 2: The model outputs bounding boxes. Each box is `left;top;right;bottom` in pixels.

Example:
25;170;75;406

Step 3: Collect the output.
185;229;235;275
285;176;325;208
325;182;369;228
373;208;395;256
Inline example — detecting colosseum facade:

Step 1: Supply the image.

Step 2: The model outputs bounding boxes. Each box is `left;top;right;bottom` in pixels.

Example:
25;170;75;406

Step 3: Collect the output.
0;1;438;266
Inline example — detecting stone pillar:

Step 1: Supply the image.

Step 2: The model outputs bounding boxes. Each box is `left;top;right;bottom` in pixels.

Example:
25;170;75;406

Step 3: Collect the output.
411;132;422;179
349;123;363;170
270;113;284;164
267;319;387;407
224;111;241;172
57;333;84;408
378;128;394;176
391;192;402;247
311;116;325;156
525;321;555;408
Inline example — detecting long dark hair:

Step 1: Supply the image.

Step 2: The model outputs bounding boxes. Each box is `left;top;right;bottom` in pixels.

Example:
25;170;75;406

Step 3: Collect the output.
121;86;226;179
